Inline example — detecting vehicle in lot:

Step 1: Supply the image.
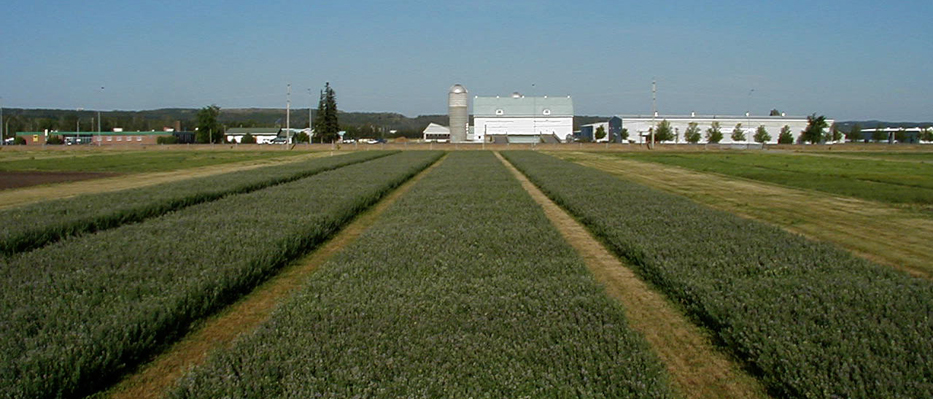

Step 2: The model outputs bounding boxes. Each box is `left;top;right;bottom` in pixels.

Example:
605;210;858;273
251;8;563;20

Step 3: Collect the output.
267;137;289;144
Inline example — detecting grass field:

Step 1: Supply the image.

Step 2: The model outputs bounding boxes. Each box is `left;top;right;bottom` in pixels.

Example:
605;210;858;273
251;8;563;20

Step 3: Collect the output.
593;151;933;207
0;151;304;173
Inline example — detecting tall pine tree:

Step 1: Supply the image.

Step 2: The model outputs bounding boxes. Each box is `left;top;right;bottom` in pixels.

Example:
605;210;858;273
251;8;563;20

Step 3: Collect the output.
313;82;340;143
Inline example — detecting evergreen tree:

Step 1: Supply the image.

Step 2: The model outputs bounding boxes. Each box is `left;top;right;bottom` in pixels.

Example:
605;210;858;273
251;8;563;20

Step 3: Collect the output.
594;125;607;141
753;125;771;144
684;122;701;144
705;121;723;143
731;123;746;142
619;128;629;141
778;125;794;144
313;82;340;143
240;132;256;144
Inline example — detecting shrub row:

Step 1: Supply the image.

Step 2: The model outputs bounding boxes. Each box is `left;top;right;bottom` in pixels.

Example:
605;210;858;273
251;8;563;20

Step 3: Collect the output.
0;151;394;256
0;151;443;399
170;151;673;398
501;151;933;398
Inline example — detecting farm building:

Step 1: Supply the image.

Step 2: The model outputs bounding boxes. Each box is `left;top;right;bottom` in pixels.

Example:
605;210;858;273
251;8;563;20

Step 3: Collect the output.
613;114;834;145
473;93;574;143
855;127;929;143
579;116;624;143
225;127;282;144
422;123;450;142
14;130;184;145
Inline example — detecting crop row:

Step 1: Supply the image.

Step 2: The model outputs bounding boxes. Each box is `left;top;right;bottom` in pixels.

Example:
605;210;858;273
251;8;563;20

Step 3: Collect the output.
0;150;394;256
170;151;672;398
502;151;933;398
0;151;442;399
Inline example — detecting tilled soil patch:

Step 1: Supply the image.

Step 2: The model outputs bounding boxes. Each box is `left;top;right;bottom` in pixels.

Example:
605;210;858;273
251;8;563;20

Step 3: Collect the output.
0;170;121;190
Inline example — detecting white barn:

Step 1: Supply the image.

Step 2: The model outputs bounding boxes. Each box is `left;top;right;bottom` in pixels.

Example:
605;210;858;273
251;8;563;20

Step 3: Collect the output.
473;93;574;143
618;114;835;145
422;123;450;142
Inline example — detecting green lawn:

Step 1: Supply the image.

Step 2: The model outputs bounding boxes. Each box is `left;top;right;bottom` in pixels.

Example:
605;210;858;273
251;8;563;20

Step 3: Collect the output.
0;151;305;173
607;151;933;206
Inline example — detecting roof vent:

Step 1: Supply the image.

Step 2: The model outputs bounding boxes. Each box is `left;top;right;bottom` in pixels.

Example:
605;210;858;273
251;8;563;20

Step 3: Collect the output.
511;92;522;98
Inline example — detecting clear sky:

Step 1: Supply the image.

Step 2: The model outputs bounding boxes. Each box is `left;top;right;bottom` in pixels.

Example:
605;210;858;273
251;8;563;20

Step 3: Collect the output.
1;0;931;121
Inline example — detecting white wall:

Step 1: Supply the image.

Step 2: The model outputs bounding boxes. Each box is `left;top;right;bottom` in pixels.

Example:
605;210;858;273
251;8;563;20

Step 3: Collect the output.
621;116;833;144
474;116;573;142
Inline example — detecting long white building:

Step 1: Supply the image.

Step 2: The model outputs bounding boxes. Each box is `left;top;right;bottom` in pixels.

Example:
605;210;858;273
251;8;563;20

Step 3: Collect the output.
617;114;834;145
473;93;574;143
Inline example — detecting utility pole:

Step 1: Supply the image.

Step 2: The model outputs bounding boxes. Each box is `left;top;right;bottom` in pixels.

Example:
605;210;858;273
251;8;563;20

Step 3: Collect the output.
307;88;313;144
1;96;4;142
651;79;656;148
286;84;291;144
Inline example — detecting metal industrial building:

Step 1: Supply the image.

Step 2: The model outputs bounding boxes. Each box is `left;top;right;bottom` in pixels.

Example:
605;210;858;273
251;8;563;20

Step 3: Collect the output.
609;114;834;144
473;93;574;143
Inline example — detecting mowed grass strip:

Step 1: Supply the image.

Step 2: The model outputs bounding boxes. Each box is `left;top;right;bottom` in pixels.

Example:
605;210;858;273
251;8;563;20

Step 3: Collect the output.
503;151;933;398
0;151;394;255
170;151;673;398
601;151;933;206
0;150;303;173
0;151;443;399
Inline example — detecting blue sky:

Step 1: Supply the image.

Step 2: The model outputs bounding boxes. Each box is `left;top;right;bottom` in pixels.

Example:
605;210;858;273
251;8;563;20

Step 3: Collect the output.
1;0;931;121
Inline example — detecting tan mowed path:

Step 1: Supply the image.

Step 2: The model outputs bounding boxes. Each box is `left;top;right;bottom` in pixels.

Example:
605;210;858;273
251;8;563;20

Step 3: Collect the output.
0;152;332;209
497;152;769;399
550;151;933;280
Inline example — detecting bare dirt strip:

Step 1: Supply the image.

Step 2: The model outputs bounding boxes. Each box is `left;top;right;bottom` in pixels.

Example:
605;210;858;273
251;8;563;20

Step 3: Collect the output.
551;151;933;280
497;152;769;399
0;152;332;210
98;154;445;399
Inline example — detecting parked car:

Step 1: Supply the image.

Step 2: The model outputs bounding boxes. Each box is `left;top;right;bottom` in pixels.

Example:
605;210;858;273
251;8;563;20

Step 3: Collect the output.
268;137;289;144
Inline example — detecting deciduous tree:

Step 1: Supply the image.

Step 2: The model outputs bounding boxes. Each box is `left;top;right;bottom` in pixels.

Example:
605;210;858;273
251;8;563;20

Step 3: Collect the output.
684;122;701;144
802;114;828;144
654;119;673;142
594;125;607;141
705;121;723;143
778;125;794;144
731;123;746;142
195;105;223;144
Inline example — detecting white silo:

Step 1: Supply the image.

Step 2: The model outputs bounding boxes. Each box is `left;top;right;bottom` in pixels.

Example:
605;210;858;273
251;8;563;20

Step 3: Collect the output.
448;84;468;143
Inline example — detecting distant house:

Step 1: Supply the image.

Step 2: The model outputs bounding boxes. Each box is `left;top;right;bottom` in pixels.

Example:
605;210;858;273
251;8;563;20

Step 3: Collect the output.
422;123;450;142
225;127;281;144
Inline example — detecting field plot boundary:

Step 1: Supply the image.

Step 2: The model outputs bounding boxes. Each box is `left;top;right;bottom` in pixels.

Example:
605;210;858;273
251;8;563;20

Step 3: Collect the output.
550;151;933;279
497;152;768;399
0;151;330;209
102;154;447;399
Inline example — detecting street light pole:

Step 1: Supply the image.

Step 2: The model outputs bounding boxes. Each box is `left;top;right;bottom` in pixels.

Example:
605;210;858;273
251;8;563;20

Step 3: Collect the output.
286;84;291;144
307;88;313;143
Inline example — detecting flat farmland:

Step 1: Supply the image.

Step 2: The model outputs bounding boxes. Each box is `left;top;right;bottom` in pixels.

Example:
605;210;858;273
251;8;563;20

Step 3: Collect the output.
586;150;933;208
0;150;305;173
0;148;930;398
551;151;933;278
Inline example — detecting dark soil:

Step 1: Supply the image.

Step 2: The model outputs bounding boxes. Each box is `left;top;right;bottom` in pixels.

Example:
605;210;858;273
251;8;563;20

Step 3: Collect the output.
0;171;121;190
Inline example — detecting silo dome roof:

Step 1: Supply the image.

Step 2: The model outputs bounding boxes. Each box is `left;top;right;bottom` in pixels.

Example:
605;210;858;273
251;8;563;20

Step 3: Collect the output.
449;84;467;94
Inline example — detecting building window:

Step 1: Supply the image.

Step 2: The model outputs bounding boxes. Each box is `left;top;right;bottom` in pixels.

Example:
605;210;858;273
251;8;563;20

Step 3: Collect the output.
543;109;551;116
106;137;112;141
137;136;142;141
495;109;504;116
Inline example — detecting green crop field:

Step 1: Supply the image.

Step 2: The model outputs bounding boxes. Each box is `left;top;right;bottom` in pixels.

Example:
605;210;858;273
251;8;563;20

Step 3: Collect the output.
0;151;393;255
171;151;672;398
0;150;304;173
0;151;441;398
595;151;933;206
504;151;933;398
